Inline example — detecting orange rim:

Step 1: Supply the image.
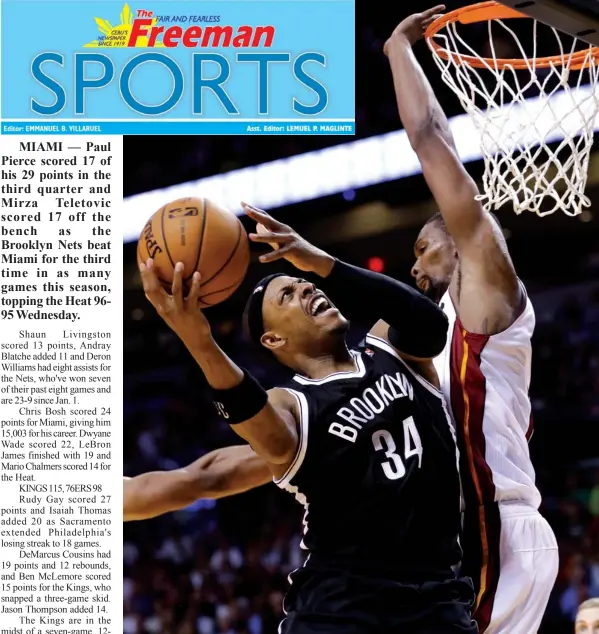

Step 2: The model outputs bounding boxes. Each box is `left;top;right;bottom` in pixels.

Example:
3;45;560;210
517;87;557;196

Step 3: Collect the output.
425;0;599;70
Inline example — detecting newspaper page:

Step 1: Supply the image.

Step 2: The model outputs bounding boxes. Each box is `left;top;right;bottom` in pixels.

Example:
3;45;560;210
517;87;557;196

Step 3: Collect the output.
0;132;123;631
0;0;354;632
3;0;599;631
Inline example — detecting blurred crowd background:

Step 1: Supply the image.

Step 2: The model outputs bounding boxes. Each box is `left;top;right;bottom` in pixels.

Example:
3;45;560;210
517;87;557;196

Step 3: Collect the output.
124;2;599;632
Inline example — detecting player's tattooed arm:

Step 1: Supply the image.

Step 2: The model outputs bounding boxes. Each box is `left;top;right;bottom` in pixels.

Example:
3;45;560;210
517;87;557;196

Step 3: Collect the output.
384;9;523;334
123;446;271;521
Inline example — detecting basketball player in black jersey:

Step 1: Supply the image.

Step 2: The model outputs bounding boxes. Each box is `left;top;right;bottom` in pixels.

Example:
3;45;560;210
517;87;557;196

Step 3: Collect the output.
139;203;476;634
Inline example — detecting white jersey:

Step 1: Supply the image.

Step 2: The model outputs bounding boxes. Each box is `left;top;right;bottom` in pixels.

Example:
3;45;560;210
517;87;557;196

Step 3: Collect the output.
433;287;541;509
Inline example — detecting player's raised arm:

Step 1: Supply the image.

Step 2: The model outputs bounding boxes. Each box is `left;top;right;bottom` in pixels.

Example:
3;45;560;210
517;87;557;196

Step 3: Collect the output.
123;445;271;521
139;259;299;470
244;203;448;360
385;9;522;333
385;7;483;241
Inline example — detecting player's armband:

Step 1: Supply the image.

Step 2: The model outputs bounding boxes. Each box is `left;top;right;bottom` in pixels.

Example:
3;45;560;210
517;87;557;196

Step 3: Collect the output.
211;369;268;424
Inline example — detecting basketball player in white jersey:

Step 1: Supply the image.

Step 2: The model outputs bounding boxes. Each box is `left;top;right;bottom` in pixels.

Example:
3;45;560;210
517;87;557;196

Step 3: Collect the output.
123;444;269;521
385;7;559;634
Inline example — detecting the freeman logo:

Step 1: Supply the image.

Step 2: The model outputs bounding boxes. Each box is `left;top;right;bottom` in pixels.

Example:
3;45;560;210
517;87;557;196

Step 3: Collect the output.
328;372;414;443
83;4;275;49
127;19;276;48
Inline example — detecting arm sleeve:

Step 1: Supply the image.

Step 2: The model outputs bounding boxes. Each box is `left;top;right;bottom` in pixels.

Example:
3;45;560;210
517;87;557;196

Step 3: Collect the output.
320;259;448;358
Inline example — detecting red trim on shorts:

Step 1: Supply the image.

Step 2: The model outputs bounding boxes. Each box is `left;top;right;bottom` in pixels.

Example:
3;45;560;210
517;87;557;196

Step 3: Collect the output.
472;504;501;632
449;320;501;632
526;413;534;442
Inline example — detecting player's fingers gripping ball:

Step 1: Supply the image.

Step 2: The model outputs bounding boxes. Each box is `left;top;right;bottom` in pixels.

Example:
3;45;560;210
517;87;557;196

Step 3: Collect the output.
137;197;250;307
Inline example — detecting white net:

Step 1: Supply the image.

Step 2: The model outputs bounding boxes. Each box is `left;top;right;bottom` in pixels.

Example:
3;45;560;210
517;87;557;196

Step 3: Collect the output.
427;10;599;216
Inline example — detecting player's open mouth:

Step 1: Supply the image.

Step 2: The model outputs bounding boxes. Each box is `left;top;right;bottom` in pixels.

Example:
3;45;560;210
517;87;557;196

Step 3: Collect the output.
307;293;332;317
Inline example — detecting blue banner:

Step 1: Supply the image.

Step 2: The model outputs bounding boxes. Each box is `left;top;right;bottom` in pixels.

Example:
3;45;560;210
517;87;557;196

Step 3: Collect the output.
1;121;355;135
0;0;355;134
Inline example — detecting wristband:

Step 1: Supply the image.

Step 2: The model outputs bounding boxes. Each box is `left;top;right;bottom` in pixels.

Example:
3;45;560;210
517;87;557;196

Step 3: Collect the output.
212;369;268;424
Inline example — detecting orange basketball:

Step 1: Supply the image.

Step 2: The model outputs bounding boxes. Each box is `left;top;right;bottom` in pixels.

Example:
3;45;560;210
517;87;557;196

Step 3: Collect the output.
137;197;250;307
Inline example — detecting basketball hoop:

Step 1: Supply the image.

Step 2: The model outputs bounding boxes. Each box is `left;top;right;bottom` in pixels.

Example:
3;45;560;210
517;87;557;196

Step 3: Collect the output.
425;1;599;217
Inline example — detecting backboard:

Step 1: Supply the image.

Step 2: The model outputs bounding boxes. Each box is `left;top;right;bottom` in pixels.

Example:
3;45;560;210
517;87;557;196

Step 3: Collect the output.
499;0;599;45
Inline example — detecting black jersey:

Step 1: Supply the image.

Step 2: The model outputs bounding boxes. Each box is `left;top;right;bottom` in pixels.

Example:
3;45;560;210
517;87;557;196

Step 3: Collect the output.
275;333;463;580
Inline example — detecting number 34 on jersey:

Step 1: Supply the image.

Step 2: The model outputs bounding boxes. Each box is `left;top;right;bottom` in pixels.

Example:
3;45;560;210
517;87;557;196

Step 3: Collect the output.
372;416;423;480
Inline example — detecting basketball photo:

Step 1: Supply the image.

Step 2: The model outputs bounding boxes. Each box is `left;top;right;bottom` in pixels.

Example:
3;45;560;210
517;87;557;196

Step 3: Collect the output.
123;2;599;632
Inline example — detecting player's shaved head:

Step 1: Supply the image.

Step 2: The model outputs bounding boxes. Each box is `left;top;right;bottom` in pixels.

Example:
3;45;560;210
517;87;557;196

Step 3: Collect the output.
423;212;450;235
413;211;503;303
424;210;502;233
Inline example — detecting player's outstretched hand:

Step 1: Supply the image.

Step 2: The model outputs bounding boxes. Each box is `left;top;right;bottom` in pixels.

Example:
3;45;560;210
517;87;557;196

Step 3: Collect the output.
139;258;212;344
242;202;335;277
384;5;445;52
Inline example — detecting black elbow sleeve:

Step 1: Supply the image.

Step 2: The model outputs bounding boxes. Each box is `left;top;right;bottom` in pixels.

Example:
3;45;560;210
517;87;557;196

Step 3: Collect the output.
322;259;449;357
387;305;448;358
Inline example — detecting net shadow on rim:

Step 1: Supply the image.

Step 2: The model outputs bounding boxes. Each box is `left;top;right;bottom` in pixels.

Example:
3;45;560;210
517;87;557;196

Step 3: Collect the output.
425;1;599;70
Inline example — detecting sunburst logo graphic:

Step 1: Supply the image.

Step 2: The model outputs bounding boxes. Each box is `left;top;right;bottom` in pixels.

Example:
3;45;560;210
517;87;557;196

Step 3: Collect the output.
84;3;163;47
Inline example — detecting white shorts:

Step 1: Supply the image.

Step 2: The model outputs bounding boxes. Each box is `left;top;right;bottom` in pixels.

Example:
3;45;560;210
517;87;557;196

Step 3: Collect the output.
476;502;559;634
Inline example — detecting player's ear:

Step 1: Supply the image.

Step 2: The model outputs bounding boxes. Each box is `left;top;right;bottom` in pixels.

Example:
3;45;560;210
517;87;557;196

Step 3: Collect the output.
261;330;286;352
